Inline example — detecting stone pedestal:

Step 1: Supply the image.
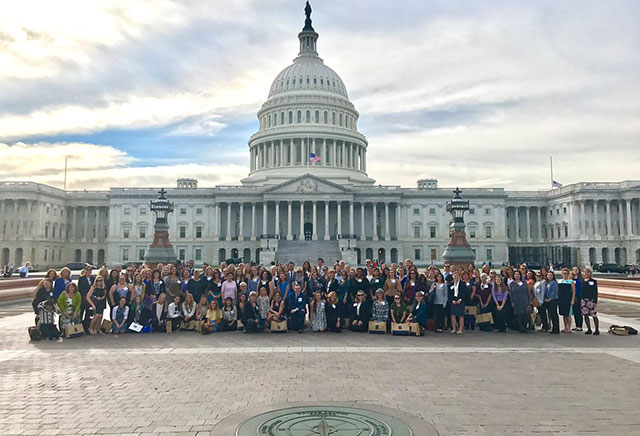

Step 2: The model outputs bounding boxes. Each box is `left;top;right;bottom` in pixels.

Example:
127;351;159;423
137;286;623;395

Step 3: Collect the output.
442;221;476;268
144;221;177;268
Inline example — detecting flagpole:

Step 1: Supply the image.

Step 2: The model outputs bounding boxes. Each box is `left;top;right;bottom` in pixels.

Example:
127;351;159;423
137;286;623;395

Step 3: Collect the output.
550;156;553;189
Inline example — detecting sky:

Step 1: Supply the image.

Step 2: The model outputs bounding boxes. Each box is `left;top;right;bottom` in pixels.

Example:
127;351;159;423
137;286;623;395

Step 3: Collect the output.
1;0;639;191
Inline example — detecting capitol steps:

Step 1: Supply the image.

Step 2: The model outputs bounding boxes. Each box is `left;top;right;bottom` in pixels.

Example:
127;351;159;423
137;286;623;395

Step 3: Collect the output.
275;240;341;265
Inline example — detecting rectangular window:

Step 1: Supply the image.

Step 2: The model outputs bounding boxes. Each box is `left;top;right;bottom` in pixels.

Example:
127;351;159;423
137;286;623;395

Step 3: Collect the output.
563;207;567;214
123;228;129;239
429;226;436;238
429;208;436;215
564;226;568;238
414;248;421;260
469;208;475;215
139;228;146;239
196;226;202;238
44;249;47;261
45;226;49;237
196;208;203;215
413;208;419;215
122;248;129;262
180;208;186;215
486;248;493;261
139;249;145;260
195;248;202;261
469;226;476;238
485;208;491;215
124;208;130;215
485;226;492;238
179;248;185;261
140;208;146;215
413;226;421;238
180;226;186;238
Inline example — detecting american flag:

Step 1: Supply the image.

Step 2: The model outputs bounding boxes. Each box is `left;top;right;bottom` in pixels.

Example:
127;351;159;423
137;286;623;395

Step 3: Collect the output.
309;152;321;162
552;180;563;188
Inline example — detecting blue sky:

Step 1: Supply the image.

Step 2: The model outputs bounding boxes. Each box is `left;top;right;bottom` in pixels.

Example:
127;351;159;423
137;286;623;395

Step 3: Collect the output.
1;0;639;190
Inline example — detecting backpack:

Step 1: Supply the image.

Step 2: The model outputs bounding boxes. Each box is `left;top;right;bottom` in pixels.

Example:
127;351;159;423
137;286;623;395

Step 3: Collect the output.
608;325;638;336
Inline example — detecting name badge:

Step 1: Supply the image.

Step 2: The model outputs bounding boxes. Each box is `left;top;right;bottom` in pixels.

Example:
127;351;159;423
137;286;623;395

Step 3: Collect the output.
332;304;336;309
391;279;396;284
298;297;302;303
357;279;362;283
588;281;594;285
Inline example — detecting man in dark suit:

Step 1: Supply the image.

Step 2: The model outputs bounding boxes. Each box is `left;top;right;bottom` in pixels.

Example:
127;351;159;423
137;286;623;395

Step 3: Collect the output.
78;266;94;329
288;282;307;333
286;262;296;283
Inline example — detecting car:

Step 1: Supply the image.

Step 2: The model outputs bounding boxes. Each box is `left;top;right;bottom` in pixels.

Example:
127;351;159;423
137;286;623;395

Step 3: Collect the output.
597;263;627;273
121;261;144;269
224;257;244;266
64;262;96;270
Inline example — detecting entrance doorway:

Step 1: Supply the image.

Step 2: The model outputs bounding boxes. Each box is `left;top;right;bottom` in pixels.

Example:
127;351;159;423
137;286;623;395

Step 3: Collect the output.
304;222;313;241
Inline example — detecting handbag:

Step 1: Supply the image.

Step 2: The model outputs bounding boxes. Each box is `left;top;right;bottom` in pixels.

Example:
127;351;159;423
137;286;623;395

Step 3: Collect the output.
28;326;42;341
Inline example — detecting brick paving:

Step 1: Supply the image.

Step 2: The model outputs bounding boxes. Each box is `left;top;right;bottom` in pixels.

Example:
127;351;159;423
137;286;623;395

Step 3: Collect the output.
1;303;640;435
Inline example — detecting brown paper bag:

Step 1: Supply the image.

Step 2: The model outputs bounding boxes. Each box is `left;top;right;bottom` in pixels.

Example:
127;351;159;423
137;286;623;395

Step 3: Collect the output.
368;321;386;334
391;322;410;335
65;323;84;339
237;320;244;330
476;312;494;324
166;319;173;333
465;306;478;316
100;320;112;333
409;322;423;336
193;320;204;333
270;320;287;332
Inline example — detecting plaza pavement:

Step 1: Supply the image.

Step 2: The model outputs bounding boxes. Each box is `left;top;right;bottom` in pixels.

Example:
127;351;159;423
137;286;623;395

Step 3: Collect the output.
1;301;640;436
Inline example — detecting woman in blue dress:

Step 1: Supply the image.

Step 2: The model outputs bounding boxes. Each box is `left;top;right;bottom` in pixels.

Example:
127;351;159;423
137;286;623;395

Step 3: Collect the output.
558;268;576;334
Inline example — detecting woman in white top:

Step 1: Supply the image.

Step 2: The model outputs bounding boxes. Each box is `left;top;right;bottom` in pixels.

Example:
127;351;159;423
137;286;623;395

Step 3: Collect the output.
167;295;182;331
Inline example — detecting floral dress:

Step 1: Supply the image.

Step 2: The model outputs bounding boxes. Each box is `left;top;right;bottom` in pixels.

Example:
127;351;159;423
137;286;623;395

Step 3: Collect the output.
311;301;327;332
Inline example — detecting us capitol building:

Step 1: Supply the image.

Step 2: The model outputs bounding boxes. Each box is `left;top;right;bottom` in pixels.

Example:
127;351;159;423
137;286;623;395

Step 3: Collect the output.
1;7;639;269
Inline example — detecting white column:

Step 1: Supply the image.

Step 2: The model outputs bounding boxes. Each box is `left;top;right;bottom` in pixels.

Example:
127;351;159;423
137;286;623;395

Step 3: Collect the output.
337;201;342;236
372;202;378;241
95;208;100;241
605;201;611;237
238;203;244;241
214;203;220;239
312;201;317;240
263;202;268;237
593;202;600;237
580;201;586;237
226;203;232;241
525;207;531;241
324;201;330;240
360;202;366;241
537;207;542;240
251;203;256;240
82;207;88;240
299;201;304;240
394;203;399;240
514;207;520;241
275;201;280;237
349;202;354;236
287;201;293;239
627;199;633;236
384;202;390;240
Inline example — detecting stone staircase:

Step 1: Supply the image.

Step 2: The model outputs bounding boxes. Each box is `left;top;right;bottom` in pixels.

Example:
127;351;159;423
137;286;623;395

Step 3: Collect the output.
275;240;341;265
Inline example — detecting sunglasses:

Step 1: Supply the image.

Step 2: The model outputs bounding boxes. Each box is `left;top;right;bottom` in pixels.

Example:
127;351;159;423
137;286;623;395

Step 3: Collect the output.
394;297;401;300
357;294;365;297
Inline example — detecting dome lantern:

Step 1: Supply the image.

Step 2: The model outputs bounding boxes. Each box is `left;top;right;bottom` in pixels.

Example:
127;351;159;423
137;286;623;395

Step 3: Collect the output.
298;1;318;58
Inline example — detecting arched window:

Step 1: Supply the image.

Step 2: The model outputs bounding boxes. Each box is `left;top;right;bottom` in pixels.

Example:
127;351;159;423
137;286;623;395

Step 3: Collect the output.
306;77;310;84
306;110;310;122
281;112;285;125
315;110;319;123
289;111;293;124
313;77;317;84
324;111;328;124
299;77;302;84
268;115;271;128
332;112;336;125
320;78;324;85
297;111;302;123
339;113;343;126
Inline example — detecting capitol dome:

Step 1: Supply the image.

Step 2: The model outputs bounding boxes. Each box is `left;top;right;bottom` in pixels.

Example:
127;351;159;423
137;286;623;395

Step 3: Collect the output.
241;4;374;187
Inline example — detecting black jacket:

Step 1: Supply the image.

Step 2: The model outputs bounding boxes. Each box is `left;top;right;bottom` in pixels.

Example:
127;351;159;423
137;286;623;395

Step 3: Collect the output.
350;300;372;323
77;275;94;299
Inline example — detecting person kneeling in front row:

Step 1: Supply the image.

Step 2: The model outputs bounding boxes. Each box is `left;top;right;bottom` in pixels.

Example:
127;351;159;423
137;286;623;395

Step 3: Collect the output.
325;291;342;333
111;297;129;334
349;291;371;332
167;295;183;331
407;291;427;332
242;291;261;333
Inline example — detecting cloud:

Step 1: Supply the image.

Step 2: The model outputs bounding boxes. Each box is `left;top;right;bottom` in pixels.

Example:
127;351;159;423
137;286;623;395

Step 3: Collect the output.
0;141;247;189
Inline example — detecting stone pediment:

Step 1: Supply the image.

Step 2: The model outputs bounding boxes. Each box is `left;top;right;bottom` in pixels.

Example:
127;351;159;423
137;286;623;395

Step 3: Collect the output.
263;174;350;195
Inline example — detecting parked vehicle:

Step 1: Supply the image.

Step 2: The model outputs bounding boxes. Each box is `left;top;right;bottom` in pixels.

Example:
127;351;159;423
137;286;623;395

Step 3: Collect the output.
121;261;144;269
64;262;96;270
597;263;627;273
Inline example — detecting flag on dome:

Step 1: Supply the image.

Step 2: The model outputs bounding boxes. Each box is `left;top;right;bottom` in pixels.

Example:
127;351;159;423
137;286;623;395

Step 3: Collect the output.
552;180;563;188
309;152;321;162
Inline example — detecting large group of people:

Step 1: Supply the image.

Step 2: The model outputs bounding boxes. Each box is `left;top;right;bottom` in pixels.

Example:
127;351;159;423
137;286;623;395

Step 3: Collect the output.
30;257;601;340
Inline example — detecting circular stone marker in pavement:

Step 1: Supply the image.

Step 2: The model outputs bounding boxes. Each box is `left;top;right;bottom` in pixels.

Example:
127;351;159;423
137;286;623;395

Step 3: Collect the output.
218;402;439;436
